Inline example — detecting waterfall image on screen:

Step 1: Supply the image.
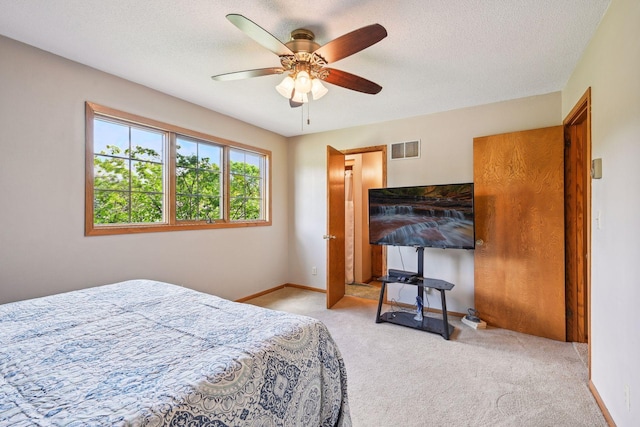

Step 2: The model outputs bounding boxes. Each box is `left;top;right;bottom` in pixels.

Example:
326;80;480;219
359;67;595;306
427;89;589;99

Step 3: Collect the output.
368;183;475;249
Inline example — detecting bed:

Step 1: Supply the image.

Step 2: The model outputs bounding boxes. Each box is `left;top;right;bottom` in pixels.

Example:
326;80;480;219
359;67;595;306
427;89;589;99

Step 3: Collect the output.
0;280;351;426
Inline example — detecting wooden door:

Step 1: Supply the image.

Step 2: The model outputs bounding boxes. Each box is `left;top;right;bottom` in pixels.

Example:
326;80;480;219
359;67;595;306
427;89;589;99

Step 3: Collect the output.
474;126;565;341
564;88;591;343
326;146;345;308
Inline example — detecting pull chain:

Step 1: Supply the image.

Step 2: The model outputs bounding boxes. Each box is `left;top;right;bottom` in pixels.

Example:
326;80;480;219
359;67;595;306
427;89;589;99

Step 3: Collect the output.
299;101;312;132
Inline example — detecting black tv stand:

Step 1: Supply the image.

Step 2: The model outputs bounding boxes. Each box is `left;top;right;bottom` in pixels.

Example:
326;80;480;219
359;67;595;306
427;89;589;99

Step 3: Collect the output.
375;247;455;340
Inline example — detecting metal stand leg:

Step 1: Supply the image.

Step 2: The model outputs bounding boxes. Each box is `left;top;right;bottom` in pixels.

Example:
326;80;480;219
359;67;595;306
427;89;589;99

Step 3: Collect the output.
375;282;386;323
440;289;450;340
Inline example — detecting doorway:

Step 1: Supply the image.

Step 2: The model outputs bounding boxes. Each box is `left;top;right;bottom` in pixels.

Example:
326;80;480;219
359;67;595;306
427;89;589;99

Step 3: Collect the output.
344;151;384;300
473;89;592;345
326;145;387;307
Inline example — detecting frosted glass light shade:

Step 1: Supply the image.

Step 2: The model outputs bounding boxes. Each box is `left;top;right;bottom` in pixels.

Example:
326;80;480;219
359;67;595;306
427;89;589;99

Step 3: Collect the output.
311;79;328;100
294;71;312;93
276;76;295;98
291;91;309;103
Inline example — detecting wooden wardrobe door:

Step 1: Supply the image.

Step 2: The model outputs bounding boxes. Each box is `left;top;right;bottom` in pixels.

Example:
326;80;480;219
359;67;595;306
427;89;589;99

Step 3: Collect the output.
474;126;565;341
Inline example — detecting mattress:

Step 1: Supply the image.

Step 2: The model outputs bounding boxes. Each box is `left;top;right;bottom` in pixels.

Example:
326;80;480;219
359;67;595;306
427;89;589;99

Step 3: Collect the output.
0;280;351;426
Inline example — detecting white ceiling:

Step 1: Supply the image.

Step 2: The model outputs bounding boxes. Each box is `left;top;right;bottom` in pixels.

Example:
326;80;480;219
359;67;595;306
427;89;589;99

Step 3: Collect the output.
0;0;610;137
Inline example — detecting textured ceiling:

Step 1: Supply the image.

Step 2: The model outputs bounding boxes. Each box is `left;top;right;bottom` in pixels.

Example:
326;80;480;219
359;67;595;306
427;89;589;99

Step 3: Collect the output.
0;0;610;137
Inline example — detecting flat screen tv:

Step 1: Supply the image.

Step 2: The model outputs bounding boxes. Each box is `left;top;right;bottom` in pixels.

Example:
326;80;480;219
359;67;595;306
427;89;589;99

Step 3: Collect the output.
368;183;475;249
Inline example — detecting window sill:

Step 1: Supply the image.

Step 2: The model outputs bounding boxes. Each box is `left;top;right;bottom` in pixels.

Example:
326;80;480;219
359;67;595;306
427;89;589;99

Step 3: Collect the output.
85;220;271;236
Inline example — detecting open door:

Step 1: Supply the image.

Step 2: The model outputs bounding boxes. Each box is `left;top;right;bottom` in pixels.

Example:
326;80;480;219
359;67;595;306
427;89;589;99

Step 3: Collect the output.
474;126;566;341
564;88;591;344
326;146;346;308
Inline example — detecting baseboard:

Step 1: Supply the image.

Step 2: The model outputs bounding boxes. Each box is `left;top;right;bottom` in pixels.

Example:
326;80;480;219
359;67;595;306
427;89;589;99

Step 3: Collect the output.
589;380;616;426
235;283;326;302
235;285;286;302
285;283;327;293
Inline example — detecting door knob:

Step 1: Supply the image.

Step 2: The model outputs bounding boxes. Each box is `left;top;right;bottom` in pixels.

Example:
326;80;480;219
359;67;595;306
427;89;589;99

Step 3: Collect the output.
323;234;336;240
475;239;484;246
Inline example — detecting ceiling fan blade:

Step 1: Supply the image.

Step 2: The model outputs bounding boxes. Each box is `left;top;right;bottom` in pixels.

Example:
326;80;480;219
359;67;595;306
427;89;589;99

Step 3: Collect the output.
226;14;294;57
211;67;284;81
313;24;387;64
323;68;382;94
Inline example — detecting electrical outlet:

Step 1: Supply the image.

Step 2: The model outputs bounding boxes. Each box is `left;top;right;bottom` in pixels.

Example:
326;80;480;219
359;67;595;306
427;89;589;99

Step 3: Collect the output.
625;384;630;412
311;267;317;275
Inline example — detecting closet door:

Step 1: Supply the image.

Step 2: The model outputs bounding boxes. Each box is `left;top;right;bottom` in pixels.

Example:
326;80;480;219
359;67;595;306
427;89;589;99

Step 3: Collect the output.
473;126;565;341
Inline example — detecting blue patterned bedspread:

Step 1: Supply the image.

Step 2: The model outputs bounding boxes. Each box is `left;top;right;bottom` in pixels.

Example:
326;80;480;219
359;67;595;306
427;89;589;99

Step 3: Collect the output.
0;280;351;426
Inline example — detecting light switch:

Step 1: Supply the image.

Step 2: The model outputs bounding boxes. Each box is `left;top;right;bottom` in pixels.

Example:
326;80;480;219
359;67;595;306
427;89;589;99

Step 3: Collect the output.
591;158;602;179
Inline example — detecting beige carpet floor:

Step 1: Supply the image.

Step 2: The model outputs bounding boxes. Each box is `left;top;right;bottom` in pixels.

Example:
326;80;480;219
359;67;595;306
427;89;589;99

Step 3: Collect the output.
345;281;381;301
246;287;606;427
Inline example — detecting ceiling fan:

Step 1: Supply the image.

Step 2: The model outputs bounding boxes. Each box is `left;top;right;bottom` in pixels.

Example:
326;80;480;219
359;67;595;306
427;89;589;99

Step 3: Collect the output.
211;14;387;107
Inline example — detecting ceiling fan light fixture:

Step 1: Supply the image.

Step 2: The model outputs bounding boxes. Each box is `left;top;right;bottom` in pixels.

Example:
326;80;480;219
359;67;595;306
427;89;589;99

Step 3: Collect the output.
276;76;295;98
294;70;312;94
311;78;328;100
214;15;387;109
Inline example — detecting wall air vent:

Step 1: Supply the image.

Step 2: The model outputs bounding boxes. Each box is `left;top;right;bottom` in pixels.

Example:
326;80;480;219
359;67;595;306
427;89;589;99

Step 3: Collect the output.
390;140;420;160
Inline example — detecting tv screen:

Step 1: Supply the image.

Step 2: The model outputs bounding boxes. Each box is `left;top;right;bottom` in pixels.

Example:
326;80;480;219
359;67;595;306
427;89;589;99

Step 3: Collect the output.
368;183;475;249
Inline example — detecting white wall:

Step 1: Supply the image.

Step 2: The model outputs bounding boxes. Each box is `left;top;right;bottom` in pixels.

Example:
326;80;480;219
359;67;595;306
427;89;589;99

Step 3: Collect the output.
562;0;639;424
0;36;289;304
287;92;561;313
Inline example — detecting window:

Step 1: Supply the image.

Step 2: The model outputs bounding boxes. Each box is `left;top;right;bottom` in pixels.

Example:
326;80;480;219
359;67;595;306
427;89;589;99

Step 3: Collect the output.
229;149;265;220
175;136;222;222
85;102;271;235
93;118;166;224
